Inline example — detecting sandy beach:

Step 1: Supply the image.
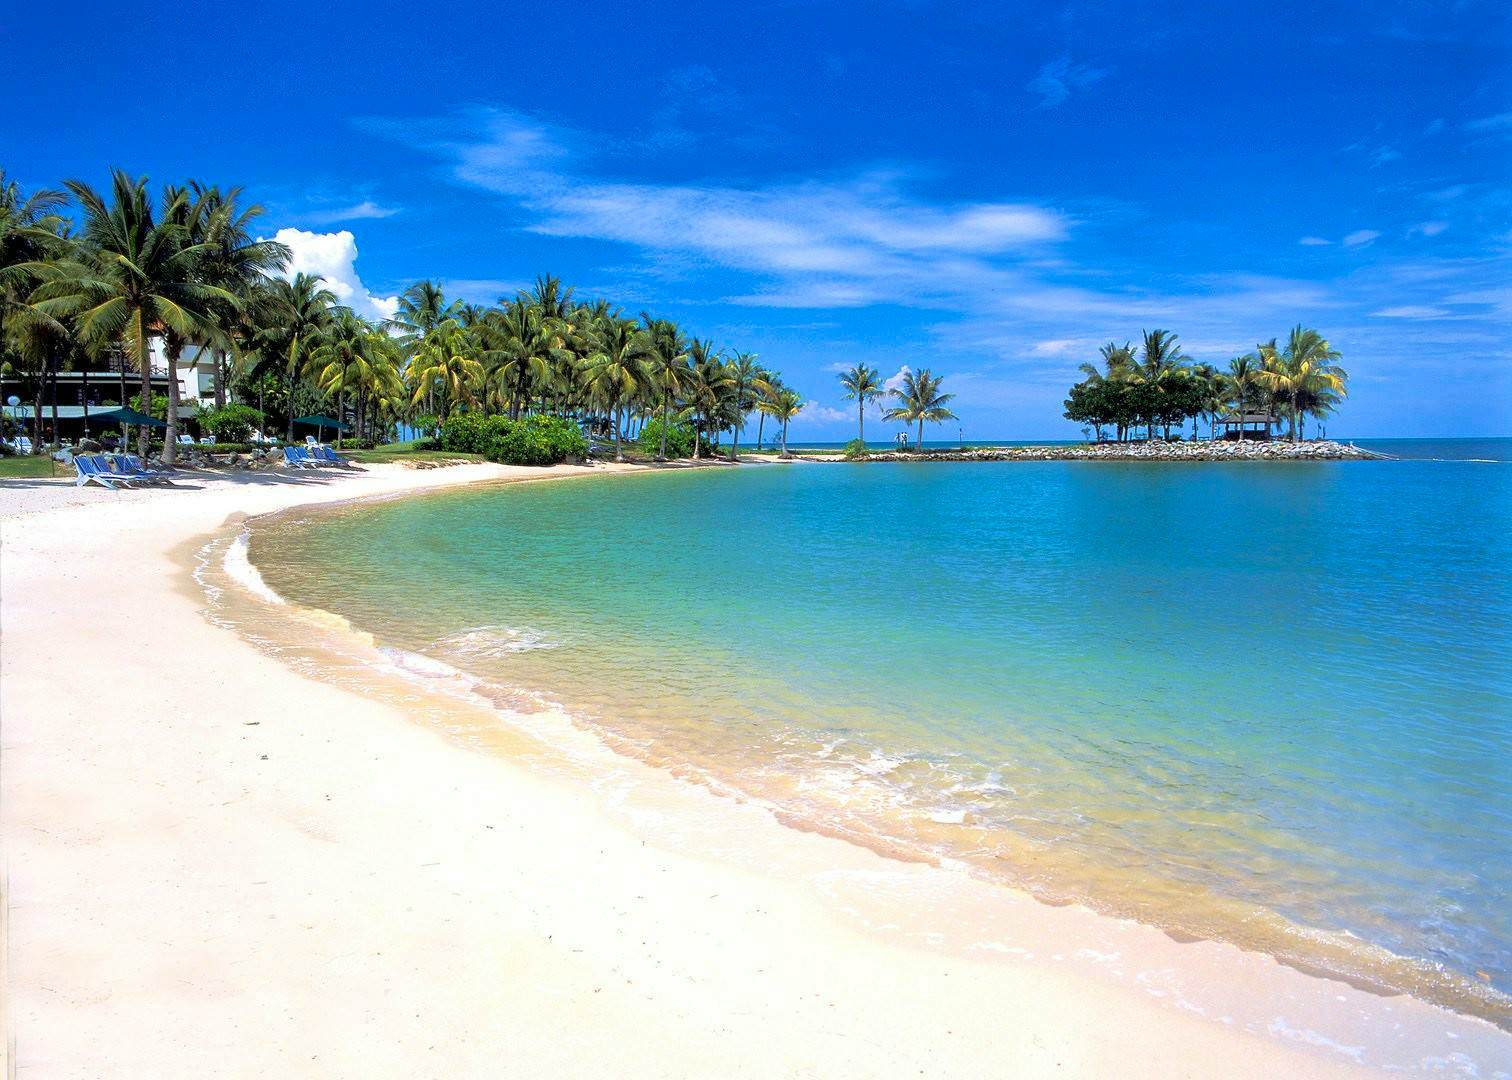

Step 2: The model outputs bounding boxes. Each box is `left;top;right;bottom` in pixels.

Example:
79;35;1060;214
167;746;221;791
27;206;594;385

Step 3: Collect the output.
3;462;1507;1079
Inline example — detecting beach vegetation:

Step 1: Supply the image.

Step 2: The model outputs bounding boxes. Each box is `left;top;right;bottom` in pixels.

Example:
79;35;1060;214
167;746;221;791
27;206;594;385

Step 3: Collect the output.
1063;327;1348;441
883;369;957;449
838;363;884;445
5;169;798;461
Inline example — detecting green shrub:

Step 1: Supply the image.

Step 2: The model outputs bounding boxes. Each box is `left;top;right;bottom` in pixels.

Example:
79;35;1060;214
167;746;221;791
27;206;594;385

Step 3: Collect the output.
842;438;869;460
439;412;511;454
637;417;711;458
486;415;588;466
199;403;264;442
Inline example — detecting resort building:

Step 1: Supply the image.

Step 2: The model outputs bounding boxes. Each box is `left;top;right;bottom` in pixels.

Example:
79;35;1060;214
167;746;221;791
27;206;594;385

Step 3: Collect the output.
1;337;216;443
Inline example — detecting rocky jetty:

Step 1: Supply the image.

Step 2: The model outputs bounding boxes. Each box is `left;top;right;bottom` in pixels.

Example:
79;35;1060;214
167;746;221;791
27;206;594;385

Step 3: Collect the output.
802;440;1385;463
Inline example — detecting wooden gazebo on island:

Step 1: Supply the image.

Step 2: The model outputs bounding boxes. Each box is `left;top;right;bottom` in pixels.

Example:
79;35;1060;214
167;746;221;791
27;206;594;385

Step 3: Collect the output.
1215;412;1280;441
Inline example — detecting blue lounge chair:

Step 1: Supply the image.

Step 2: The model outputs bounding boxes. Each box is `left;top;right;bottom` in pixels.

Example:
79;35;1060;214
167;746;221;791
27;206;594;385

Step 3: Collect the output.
111;454;173;484
282;446;320;469
313;445;352;467
74;455;133;489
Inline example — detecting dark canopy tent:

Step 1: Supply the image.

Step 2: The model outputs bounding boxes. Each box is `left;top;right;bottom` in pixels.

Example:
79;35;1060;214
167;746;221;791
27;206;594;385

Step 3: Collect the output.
291;415;352;436
89;406;166;429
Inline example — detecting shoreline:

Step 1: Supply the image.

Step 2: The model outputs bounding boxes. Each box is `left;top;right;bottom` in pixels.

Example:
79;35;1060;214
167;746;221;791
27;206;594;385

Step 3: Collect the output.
790;439;1385;462
3;463;1508;1077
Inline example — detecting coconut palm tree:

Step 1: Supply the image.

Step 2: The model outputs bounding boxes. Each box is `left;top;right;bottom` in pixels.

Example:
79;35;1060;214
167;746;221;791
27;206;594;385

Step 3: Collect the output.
725;351;764;462
1136;329;1187;440
31;171;234;457
189;183;289;409
583;316;646;461
312;309;381;447
838;363;884;445
489;298;560;419
259;272;337;441
1222;353;1263;441
1257;326;1347;440
1;171;68;359
409;319;483;419
635;315;690;460
884;368;957;451
759;387;804;456
684;338;730;459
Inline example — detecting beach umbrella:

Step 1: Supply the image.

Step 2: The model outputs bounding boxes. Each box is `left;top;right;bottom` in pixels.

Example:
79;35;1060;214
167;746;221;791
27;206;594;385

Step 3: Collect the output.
89;406;166;428
291;415;352;436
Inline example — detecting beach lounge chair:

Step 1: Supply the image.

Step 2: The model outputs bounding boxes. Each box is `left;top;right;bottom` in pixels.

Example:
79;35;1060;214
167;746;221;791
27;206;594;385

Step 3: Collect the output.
177;433;195;446
74;455;134;489
313;445;352;467
11;436;34;455
282;446;320;469
112;454;173;484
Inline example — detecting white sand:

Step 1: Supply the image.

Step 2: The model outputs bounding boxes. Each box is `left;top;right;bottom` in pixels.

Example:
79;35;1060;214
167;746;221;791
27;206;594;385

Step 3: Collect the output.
2;463;1506;1078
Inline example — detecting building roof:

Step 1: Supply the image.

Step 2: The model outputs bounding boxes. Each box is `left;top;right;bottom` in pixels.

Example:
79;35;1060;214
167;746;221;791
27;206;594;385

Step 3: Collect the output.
6;405;196;420
1216;413;1278;424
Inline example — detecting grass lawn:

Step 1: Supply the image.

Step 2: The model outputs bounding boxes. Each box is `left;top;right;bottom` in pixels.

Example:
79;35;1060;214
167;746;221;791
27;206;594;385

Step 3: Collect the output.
0;455;65;480
340;441;484;466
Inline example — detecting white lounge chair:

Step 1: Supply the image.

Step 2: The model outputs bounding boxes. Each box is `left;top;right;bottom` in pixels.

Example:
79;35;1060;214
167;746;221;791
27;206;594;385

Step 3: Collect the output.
74;455;133;489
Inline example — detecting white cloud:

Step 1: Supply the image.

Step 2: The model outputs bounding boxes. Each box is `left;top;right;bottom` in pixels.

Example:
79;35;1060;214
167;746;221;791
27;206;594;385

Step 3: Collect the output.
1372;305;1450;319
372;108;1067;309
272;228;399;322
1299;236;1333;246
1026;56;1107;109
797;404;850;424
1410;221;1449;237
305;199;399;225
1464;112;1512;133
1343;229;1381;247
1030;339;1092;357
883;365;912;392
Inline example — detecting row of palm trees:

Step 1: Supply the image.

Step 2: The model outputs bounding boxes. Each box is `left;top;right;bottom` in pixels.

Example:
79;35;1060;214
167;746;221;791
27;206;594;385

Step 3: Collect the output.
0;168;804;462
838;365;958;448
1064;327;1348;442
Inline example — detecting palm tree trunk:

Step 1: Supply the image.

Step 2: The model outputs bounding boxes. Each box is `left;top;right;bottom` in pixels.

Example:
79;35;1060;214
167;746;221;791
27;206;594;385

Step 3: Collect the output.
782;417;790;455
47;353;59;448
82;366;90;439
163;341;183;466
659;396;670;460
917;418;924;451
757;412;765;450
730;413;741;463
692;410;701;459
858;401;864;445
137;315;153;458
336;386;345;449
213;347;227;409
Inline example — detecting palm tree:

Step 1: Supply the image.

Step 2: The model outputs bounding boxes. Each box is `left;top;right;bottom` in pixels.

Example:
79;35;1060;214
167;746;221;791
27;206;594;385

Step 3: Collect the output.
1136;329;1186;440
1257;326;1347;440
583;317;646;461
259;272;336;441
1189;362;1221;439
838;363;884;445
31;171;233;458
754;371;783;451
1;171;68;368
410;319;483;420
190;183;289;409
312;309;380;447
684;338;730;459
759;387;804;456
635;315;690;460
1222;353;1263;441
489;298;560;418
725;351;764;462
884;368;957;450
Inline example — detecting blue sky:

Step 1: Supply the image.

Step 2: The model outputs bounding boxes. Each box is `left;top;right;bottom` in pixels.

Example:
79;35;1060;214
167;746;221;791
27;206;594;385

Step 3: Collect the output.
6;0;1510;437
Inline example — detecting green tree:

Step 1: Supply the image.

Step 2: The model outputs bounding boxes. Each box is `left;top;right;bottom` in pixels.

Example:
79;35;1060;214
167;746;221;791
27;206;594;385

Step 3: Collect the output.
838;363;884;445
759;387;804;456
583;316;647;461
635;315;690;460
884;368;957;450
258;272;336;441
32;172;233;458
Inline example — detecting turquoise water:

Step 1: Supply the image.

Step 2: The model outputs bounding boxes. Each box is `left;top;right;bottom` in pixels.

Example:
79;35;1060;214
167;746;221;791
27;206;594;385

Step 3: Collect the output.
252;448;1512;1021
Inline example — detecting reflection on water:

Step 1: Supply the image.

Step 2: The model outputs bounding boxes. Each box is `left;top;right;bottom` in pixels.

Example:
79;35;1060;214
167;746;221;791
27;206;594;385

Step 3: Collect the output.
246;457;1512;1027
